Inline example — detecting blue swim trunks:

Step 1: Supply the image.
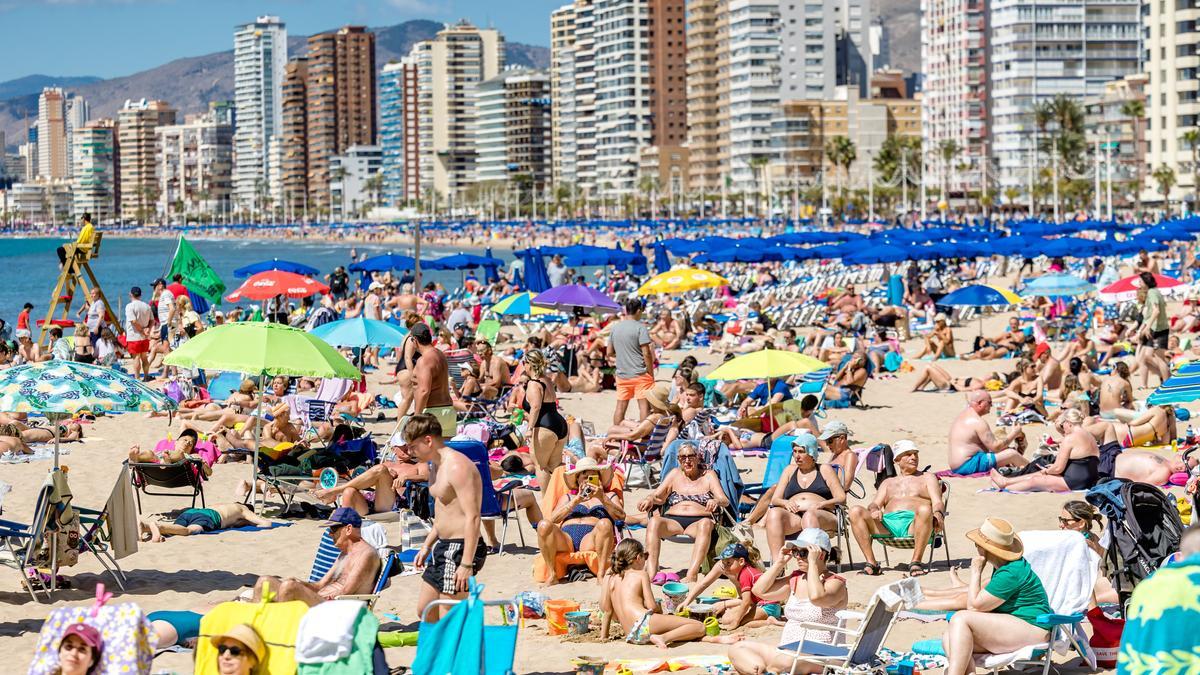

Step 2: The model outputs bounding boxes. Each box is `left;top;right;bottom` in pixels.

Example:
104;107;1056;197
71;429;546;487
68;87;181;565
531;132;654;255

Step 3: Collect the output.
147;610;202;642
954;452;997;475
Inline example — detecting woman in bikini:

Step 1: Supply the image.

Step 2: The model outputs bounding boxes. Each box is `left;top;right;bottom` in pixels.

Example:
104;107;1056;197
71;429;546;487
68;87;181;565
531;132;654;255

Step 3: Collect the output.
639;442;727;582
989;408;1100;492
999;359;1047;417
536;458;624;585
1087;404;1177;449
522;350;569;489
910;363;997;393
600;539;743;649
764;433;846;559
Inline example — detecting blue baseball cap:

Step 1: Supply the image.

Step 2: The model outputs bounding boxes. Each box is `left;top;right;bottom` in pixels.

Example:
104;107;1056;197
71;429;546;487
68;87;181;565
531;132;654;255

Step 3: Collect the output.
319;507;362;529
717;543;750;561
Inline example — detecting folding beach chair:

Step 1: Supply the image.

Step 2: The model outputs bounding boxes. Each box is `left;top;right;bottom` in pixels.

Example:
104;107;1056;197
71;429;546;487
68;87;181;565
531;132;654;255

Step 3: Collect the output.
75;503;129;591
0;479;54;601
775;578;915;674
126;458;207;511
618;415;674;488
869;482;952;571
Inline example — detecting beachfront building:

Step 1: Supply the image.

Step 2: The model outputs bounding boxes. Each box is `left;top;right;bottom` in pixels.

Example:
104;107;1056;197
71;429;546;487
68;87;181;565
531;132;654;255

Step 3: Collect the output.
303;26;377;213
279;57;309;217
155;108;234;220
232;15;287;216
4;182;72;224
550;0;596;194
476;68;553;202
329;145;382;219
919;0;990;199
686;0;780;196
37;88;68;181
1083;73;1147;211
402;21;505;207
779;0;876;101
71;119;117;222
1144;0;1200;203
65;95;90;182
118;99;176;223
988;0;1141;197
379;59;419;207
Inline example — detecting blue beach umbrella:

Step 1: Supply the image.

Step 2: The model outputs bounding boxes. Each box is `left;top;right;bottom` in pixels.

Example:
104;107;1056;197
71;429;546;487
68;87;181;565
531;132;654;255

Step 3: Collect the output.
653;241;671;274
521;248;552;293
309;317;409;348
431;253;505;270
1147;372;1200;405
843;244;912;265
939;284;1023;307
483;247;500;283
1020;273;1096;298
234;258;320;278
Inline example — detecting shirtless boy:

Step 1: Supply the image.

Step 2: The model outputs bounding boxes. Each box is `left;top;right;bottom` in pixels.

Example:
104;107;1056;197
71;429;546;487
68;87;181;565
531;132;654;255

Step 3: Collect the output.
948;391;1029;475
1097;362;1134;420
848;441;945;576
409;413;485;622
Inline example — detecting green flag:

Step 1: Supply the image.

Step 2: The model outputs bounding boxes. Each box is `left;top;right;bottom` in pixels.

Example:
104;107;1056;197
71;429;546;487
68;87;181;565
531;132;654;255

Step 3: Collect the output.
167;236;226;303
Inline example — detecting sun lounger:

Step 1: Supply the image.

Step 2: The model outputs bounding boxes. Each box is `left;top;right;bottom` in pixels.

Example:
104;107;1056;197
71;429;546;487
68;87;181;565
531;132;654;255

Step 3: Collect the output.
126;458;207;511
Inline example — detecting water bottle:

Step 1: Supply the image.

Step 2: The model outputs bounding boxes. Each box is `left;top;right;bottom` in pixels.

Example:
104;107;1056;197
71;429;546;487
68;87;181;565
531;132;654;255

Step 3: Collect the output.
1188;425;1195;444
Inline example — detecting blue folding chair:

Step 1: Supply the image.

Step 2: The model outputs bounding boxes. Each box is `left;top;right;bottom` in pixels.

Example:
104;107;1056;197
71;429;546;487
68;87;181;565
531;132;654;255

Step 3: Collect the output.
415;578;518;675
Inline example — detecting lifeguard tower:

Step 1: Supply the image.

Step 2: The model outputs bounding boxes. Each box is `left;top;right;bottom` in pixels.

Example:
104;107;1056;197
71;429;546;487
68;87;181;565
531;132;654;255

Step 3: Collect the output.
37;224;122;347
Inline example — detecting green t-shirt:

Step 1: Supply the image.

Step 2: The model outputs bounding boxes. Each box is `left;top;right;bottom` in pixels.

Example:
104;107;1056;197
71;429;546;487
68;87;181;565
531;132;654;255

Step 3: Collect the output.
985;558;1052;626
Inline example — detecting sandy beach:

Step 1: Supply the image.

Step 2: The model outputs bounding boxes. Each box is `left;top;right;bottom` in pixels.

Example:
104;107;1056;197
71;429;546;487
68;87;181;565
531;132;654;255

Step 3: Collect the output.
0;301;1141;674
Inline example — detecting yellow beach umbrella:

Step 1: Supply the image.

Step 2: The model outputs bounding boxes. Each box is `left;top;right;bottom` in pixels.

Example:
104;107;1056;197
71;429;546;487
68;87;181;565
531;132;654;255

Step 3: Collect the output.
636;267;729;296
706;350;830;424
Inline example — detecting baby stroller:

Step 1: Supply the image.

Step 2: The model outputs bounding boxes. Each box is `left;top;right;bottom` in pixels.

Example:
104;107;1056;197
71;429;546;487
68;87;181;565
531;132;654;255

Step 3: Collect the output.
1085;478;1183;604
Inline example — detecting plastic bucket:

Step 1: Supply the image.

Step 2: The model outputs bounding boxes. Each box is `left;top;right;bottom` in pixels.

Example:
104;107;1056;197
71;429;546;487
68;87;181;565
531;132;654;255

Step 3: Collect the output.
546;599;580;636
565;610;591;635
572;658;606;675
661;581;688;614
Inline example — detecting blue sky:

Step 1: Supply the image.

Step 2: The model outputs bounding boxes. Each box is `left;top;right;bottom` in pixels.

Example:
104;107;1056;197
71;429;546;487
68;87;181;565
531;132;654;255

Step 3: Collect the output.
0;0;563;82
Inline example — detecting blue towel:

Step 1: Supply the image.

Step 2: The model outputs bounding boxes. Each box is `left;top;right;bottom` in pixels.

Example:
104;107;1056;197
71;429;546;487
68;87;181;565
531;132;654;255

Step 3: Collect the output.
191;522;291;535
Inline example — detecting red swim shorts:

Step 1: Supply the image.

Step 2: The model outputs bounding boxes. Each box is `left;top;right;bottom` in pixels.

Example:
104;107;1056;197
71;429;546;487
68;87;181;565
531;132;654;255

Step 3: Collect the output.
125;339;150;355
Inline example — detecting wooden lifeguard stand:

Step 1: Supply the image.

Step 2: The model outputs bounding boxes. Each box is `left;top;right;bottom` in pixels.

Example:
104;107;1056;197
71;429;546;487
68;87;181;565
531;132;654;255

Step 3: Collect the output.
37;229;122;347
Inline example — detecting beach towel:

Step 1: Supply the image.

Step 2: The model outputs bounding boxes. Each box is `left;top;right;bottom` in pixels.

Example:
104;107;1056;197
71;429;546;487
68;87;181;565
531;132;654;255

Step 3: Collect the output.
1020;530;1099;616
295;600;365;664
195;592;308;675
106;464;139;560
297;609;382;675
413;577;486;675
29;588;154;675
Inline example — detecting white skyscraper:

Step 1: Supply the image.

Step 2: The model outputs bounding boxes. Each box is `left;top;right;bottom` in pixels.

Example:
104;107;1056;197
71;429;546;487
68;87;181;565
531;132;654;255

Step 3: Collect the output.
725;0;780;191
778;0;873;100
65;95;89;181
232;15;287;212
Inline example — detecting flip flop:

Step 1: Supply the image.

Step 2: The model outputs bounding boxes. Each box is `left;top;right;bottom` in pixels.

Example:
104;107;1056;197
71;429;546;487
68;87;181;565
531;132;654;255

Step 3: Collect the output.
907;562;927;577
859;562;883;576
652;571;679;586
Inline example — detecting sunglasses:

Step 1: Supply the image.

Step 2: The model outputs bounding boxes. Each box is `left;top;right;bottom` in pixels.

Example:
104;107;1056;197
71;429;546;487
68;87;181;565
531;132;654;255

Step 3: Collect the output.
678;454;698;461
1058;517;1079;526
217;644;246;657
328;524;347;534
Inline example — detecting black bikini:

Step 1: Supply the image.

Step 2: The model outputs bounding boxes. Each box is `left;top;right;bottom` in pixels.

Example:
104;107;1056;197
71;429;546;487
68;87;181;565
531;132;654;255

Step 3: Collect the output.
779;465;834;501
523;380;568;439
663;490;715;530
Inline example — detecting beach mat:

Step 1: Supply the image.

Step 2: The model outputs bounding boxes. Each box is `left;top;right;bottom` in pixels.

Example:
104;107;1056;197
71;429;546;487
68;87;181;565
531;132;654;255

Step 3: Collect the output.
192;522;293;535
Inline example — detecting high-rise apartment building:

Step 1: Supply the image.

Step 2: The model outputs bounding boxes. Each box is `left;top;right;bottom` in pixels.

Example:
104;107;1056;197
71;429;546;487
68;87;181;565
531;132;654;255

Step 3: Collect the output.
379;60;419;206
550;1;596;192
118;99;176;222
476;68;553;190
155;109;234;218
403;21;504;202
279;57;309;215
65;95;89;181
303;26;377;212
329;145;382;218
72;119;116;222
1145;0;1199;202
232;15;287;212
37;88;68;181
779;0;874;100
988;0;1141;194
1084;73;1147;206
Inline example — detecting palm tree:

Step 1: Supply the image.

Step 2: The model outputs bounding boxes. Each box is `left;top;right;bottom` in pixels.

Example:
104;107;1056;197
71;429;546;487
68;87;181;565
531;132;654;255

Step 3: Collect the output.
1122;99;1146;218
937;140;960;202
637;175;659;217
1181;129;1200;211
824;136;857;202
747;154;771;217
1153;164;1177;215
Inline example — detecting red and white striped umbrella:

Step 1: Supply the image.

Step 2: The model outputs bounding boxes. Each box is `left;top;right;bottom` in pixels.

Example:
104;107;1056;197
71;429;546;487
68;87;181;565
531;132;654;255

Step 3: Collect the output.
1099;273;1188;303
225;270;330;302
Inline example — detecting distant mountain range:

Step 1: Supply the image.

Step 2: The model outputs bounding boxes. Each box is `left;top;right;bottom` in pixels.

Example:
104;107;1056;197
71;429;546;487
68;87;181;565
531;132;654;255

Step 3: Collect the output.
0;19;550;152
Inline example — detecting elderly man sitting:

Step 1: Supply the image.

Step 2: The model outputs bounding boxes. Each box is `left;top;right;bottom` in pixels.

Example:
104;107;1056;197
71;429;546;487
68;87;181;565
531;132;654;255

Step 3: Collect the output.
847;440;946;577
252;507;380;606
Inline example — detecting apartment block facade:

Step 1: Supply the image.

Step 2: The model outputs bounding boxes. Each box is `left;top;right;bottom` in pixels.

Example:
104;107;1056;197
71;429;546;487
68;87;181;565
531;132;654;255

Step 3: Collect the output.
232;16;287;212
476;68;553;189
71;119;116;222
118;99;176;221
155;109;234;218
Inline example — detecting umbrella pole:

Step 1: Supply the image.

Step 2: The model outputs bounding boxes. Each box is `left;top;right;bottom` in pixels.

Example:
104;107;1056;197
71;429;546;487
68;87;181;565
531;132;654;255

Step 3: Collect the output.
252;373;264;508
53;415;61;469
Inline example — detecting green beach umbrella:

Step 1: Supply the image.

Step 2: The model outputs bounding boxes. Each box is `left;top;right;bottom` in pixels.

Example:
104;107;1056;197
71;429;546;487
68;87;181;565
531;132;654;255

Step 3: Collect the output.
164;322;360;504
0;360;177;467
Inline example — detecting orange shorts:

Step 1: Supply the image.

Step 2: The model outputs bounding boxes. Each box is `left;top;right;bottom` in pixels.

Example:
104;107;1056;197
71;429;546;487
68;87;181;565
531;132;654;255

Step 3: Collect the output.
615;372;655;401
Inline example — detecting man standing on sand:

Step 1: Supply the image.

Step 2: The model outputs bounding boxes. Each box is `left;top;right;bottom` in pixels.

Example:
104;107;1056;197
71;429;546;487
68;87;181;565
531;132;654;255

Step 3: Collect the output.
848;441;945;576
124;286;153;381
948;391;1029;475
410;322;456;437
609;298;656;424
409;414;484;622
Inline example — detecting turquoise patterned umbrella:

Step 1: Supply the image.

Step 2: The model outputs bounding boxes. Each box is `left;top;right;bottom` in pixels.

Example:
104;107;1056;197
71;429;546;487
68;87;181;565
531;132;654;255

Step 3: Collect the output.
0;360;176;466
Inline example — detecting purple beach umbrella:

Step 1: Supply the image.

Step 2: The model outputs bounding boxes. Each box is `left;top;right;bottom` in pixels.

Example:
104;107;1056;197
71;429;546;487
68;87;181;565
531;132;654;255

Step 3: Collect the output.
531;284;621;314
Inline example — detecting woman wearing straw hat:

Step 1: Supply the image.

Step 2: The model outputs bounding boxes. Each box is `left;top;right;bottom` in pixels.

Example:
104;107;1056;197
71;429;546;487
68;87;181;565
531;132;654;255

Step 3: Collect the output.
536;457;625;584
941;517;1053;675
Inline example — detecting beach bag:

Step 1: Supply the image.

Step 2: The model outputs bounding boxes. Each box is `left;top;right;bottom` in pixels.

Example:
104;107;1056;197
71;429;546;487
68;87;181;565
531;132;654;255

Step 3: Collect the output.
1086;606;1124;668
400;509;432;551
29;584;154;675
625;462;658;489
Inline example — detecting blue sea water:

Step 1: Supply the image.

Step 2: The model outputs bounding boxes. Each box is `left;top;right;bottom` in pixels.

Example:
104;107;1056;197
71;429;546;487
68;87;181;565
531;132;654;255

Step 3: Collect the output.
0;236;505;324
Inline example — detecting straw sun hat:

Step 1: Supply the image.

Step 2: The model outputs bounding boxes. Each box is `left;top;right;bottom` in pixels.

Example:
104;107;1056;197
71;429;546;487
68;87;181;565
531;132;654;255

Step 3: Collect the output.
643;383;680;415
564;457;609;490
966;517;1023;561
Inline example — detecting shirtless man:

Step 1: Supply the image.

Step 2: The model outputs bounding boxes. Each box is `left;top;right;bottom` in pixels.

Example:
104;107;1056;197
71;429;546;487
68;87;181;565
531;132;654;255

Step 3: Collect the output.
1115;450;1190;485
474;339;510;400
964;317;1026;360
1098;362;1134;419
948;390;1029;475
252;507;380;607
1035;342;1065;391
848;441;945;576
409;322;456;438
650;310;683;350
139;503;274;542
312;432;430;515
409;413;485;622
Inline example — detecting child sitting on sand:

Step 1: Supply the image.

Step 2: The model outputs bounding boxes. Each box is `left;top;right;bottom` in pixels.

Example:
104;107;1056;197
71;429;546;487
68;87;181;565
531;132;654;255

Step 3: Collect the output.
678;543;779;630
600;539;744;649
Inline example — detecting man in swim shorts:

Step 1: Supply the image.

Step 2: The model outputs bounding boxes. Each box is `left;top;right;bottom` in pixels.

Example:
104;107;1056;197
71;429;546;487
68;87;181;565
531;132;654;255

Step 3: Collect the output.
848;440;946;576
409;322;458;437
948;391;1029;475
139;503;275;542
